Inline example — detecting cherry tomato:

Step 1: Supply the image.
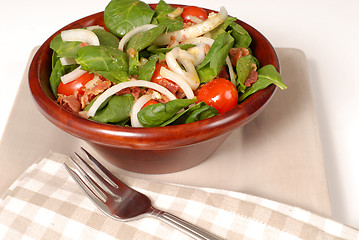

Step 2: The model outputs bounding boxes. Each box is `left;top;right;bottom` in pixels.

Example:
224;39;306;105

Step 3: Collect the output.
151;62;179;94
58;72;94;96
196;78;238;114
181;6;208;23
141;99;159;109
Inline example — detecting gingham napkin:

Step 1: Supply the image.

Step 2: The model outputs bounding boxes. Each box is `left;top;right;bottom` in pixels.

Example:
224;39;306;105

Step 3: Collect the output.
0;152;358;240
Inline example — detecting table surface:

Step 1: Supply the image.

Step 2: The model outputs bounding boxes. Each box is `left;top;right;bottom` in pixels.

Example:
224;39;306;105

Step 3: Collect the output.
0;0;358;230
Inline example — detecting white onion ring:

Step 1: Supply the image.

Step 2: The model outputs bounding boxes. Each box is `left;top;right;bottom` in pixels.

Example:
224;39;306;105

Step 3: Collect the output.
118;24;157;51
60;67;87;84
61;29;100;46
160;67;195;99
165;47;200;90
59;57;77;66
130;94;152;127
87;80;176;117
153;7;228;45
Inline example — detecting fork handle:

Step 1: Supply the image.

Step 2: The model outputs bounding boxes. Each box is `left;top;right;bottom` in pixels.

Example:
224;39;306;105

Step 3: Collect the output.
151;209;223;240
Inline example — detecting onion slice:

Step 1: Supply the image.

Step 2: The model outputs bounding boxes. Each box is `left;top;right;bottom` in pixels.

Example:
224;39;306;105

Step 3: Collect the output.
61;29;100;46
118;24;157;51
60;67;87;84
130;94;152;127
153;7;228;45
160;67;195;99
165;47;200;90
87;80;176;117
226;56;236;85
59;57;77;66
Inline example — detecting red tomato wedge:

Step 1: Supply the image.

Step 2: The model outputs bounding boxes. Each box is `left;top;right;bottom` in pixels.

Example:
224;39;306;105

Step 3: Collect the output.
181;6;208;23
196;78;238;114
58;72;95;96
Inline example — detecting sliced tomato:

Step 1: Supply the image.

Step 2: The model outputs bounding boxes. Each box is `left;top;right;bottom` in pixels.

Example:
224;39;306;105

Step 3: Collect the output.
151;62;180;94
196;78;238;114
181;6;208;23
58;72;95;96
141;99;159;109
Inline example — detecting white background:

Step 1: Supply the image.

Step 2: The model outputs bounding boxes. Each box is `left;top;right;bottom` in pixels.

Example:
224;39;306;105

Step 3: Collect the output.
1;0;358;230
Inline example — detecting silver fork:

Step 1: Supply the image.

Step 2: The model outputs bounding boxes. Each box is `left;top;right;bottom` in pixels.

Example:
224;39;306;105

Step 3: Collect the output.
64;148;223;240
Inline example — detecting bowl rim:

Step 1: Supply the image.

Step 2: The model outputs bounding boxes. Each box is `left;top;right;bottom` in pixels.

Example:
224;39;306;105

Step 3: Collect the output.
28;5;278;149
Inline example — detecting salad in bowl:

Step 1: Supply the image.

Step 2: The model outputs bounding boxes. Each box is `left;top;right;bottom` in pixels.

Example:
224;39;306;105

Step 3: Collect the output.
49;0;286;128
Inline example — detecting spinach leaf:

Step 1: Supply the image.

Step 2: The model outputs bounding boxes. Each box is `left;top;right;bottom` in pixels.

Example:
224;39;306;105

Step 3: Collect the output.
197;32;234;83
147;43;195;54
210;17;236;40
92;29;120;48
90;94;134;123
49;59;78;96
239;64;287;101
236;54;258;92
126;25;166;75
162;102;218;126
52;51;58;69
137;98;197;127
104;0;155;38
228;22;252;48
152;0;183;32
76;45;129;83
50;34;81;58
138;57;158;81
84;95;111;112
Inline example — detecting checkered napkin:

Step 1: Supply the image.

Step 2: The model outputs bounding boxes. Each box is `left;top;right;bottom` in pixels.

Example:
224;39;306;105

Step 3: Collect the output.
0;152;358;240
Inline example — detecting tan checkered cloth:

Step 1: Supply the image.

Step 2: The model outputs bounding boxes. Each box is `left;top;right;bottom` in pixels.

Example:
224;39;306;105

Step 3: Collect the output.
0;152;358;240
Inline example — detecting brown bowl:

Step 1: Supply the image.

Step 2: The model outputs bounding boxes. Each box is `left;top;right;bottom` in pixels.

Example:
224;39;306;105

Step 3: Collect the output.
28;4;279;174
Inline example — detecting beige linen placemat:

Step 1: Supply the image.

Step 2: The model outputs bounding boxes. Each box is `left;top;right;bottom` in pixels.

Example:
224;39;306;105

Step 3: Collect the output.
0;48;332;219
0;152;358;240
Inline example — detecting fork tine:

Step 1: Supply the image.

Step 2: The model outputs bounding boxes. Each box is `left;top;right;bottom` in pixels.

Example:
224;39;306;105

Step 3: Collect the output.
64;163;111;214
74;151;118;193
80;147;121;185
67;156;110;202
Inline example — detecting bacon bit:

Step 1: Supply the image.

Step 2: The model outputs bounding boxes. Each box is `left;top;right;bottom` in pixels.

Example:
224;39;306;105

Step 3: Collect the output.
78;111;90;119
176;88;186;99
80;42;90;47
168;36;179;48
244;64;258;87
217;66;229;79
57;94;81;113
203;44;211;55
244;69;258;87
154;78;180;95
229;47;250;66
80;79;112;108
116;87;146;100
127;48;136;58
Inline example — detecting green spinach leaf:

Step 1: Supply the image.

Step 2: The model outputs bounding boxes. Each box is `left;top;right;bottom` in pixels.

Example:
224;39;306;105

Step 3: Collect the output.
90;94;134;123
197;32;234;83
152;0;183;32
92;29;120;48
49;59;78;96
162;102;218;126
76;45;129;83
239;64;286;101
147;43;195;54
104;0;155;38
228;22;252;48
236;54;258;92
126;25;166;75
138;98;197;127
50;34;81;58
210;17;236;40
